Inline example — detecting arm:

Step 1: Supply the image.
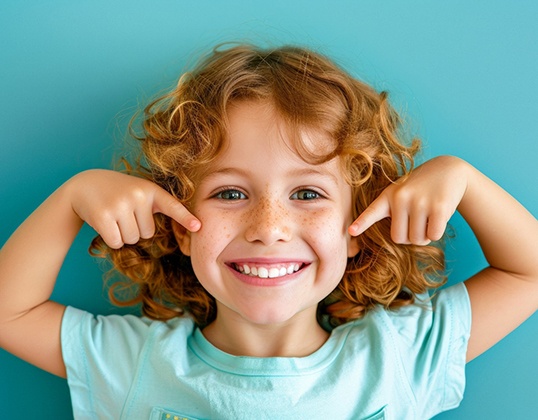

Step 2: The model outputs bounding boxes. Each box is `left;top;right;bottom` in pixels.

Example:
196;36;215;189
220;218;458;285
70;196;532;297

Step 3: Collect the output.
0;170;200;377
350;156;538;362
456;160;538;361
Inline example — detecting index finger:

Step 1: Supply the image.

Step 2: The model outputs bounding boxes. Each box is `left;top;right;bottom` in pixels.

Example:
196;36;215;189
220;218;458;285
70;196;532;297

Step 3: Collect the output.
153;187;201;232
348;193;391;236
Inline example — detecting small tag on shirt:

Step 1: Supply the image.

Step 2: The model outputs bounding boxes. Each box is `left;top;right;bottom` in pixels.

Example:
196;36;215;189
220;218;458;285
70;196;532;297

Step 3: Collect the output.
150;407;201;420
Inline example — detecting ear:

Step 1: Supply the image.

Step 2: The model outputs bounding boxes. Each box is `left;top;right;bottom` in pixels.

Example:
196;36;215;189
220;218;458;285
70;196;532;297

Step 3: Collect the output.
172;220;192;256
347;235;360;258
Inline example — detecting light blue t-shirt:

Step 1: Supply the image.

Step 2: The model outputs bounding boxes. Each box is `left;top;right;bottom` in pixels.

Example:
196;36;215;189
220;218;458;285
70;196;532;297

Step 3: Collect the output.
61;282;471;420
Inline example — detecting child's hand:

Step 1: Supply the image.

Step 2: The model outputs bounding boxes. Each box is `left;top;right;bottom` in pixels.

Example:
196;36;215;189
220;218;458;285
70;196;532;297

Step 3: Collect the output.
68;170;201;249
349;156;469;245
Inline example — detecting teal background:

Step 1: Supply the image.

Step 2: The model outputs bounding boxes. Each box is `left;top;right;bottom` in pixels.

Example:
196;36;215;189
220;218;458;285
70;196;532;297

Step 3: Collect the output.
1;1;537;417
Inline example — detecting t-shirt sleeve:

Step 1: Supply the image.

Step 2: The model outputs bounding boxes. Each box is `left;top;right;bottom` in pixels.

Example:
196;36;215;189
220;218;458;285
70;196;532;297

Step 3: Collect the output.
61;306;153;419
382;282;471;417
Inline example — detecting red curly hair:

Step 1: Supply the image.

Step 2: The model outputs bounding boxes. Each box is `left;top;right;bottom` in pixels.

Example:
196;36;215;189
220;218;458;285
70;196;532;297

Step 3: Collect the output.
91;43;446;327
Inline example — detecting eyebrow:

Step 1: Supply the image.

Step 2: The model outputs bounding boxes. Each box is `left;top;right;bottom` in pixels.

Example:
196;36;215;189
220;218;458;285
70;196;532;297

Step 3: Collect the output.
203;166;341;185
286;167;340;185
202;167;250;180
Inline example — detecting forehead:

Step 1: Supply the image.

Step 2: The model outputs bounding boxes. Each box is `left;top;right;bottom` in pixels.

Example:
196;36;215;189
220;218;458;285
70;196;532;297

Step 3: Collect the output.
224;100;338;161
196;100;346;187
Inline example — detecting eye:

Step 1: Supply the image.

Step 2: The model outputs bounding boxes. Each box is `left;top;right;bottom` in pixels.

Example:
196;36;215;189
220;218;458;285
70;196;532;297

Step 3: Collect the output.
290;189;321;200
213;189;247;200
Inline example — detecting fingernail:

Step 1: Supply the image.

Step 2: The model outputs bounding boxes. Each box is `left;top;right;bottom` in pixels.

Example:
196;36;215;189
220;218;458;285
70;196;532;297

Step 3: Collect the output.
189;219;201;231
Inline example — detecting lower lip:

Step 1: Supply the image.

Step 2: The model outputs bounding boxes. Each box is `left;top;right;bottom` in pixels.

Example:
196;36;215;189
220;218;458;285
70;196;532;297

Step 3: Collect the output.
226;265;304;287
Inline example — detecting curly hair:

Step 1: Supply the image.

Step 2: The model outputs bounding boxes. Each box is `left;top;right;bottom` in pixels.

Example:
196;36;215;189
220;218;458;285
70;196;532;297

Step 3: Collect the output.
90;43;446;327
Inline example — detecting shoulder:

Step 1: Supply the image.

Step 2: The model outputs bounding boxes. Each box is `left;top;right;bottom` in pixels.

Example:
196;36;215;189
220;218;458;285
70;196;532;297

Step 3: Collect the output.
383;282;471;341
61;306;195;345
334;282;471;343
61;307;196;366
61;307;196;417
332;283;471;417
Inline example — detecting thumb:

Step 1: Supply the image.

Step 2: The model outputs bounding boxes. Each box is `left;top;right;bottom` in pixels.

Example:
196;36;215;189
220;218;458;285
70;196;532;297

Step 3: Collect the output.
152;187;201;232
348;193;390;236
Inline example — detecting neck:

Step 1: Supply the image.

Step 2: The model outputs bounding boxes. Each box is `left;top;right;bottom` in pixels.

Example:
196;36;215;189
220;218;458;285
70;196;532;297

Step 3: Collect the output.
201;307;329;358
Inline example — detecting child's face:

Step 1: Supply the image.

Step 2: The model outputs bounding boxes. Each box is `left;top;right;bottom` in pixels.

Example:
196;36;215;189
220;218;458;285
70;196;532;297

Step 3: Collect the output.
177;100;359;328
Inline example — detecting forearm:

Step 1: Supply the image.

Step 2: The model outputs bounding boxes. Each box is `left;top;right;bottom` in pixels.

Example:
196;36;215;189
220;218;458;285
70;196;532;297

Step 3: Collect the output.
458;160;538;283
0;180;83;322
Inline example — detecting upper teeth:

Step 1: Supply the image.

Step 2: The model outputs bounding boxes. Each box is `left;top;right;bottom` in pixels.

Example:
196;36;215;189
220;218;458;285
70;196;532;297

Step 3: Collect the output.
235;263;301;279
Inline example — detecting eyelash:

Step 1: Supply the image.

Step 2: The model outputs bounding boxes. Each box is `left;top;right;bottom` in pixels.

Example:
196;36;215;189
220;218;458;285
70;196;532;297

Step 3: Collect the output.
213;188;247;200
290;189;323;201
212;187;325;201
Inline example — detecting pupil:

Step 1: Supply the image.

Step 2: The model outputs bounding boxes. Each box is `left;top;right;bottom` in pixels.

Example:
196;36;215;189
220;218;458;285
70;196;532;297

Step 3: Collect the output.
226;190;241;199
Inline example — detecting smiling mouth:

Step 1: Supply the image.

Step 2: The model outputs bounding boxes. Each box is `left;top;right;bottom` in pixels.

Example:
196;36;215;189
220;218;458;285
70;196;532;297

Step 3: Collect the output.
231;262;304;279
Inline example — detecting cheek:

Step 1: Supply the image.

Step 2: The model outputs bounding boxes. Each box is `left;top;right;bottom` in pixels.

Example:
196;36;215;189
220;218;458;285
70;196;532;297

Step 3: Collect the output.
189;208;238;264
190;224;221;260
189;228;228;294
304;209;350;256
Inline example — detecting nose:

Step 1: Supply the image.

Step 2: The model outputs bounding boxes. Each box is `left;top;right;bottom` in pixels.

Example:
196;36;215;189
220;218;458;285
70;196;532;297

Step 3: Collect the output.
244;197;292;245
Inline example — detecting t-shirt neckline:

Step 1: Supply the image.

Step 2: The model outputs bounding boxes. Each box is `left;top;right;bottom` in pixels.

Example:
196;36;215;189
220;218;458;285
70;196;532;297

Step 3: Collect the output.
188;323;351;376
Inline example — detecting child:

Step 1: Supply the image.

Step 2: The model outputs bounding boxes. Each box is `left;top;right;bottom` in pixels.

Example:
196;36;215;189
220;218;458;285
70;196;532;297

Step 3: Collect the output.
0;44;537;419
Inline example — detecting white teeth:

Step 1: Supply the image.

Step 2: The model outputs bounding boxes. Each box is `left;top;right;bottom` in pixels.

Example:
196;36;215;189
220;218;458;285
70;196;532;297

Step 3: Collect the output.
234;263;302;279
